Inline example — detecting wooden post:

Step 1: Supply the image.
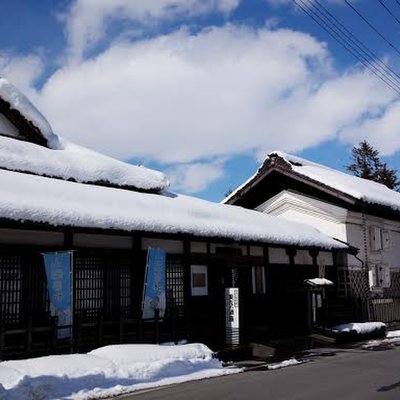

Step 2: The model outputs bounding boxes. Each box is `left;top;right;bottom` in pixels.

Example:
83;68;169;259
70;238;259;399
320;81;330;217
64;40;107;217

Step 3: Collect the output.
171;306;177;343
0;325;4;360
154;308;160;344
119;317;124;344
26;316;33;357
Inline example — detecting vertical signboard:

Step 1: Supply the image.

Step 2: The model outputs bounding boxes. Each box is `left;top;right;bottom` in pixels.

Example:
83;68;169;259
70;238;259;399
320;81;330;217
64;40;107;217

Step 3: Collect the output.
225;287;240;346
42;251;73;339
142;248;166;319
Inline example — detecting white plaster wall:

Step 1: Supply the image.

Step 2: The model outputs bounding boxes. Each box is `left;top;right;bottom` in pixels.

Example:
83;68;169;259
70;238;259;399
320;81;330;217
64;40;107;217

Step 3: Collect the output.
209;243;247;255
345;213;400;271
73;233;133;249
142;238;184;254
277;209;347;241
250;246;263;256
383;229;400;270
269;247;289;264
317;251;334;266
257;191;348;242
190;241;208;254
0;228;64;246
295;249;313;265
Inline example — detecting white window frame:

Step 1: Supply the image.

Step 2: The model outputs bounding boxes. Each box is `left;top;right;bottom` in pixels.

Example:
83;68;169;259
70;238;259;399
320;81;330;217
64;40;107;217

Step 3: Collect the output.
191;265;208;296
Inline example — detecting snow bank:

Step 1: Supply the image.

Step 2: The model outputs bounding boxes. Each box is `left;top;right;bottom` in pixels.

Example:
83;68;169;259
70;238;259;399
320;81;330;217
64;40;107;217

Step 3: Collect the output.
0;135;168;192
267;358;305;370
386;330;400;338
332;322;386;334
0;168;346;249
0;78;59;149
0;343;241;399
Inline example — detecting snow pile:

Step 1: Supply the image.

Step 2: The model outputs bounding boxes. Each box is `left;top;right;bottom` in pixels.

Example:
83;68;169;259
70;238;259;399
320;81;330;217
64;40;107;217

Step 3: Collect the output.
304;278;333;286
0;78;59;148
362;330;400;350
271;152;400;211
0;168;346;249
332;322;386;334
386;330;400;338
267;358;305;370
0;343;240;399
0;135;169;192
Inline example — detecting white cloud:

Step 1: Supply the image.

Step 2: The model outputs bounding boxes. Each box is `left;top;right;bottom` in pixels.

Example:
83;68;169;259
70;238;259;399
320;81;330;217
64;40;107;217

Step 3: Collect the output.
2;23;398;193
33;24;396;168
339;100;400;156
0;53;43;97
65;0;240;60
167;160;225;192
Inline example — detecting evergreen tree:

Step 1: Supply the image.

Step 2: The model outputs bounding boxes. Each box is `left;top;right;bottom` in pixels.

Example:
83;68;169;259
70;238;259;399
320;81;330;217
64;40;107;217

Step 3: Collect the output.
347;140;399;190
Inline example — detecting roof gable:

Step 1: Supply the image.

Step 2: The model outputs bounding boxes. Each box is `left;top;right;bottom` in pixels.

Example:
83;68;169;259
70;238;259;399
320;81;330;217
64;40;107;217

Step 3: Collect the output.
0;78;59;148
225;151;400;215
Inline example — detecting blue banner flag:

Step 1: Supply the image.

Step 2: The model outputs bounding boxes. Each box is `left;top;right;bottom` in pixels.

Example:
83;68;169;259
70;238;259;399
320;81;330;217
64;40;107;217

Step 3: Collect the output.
42;251;73;339
142;248;166;319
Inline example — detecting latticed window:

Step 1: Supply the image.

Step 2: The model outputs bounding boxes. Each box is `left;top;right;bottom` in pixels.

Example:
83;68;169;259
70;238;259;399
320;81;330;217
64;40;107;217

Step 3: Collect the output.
74;253;132;318
74;255;104;318
166;258;185;317
0;253;49;326
0;255;22;325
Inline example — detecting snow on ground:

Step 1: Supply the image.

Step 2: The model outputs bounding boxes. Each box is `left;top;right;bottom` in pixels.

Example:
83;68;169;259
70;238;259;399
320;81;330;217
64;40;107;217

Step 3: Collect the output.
386;330;400;338
0;343;241;400
362;329;400;350
332;322;386;334
267;358;305;370
0;167;346;249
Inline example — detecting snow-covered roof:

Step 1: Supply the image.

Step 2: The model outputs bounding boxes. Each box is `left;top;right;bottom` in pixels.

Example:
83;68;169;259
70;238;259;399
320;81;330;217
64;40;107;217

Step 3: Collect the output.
0;135;168;192
0;167;346;250
0;78;168;192
0;78;59;148
224;150;400;212
273;151;400;211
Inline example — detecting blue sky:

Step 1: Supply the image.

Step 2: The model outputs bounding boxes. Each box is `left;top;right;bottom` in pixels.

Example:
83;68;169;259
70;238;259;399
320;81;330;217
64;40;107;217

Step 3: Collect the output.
1;0;400;201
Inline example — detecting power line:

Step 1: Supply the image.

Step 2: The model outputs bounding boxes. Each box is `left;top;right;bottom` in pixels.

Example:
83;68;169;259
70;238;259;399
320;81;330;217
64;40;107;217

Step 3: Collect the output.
344;0;400;58
396;0;400;9
313;0;400;86
377;0;400;27
292;0;400;95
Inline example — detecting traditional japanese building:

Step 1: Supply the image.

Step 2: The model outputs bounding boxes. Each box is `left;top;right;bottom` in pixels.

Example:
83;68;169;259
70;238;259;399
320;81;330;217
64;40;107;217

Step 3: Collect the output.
224;151;400;324
0;79;348;360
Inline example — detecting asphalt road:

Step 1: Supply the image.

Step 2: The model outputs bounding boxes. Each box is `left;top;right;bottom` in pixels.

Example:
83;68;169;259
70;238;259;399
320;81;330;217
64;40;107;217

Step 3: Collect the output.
119;345;400;400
